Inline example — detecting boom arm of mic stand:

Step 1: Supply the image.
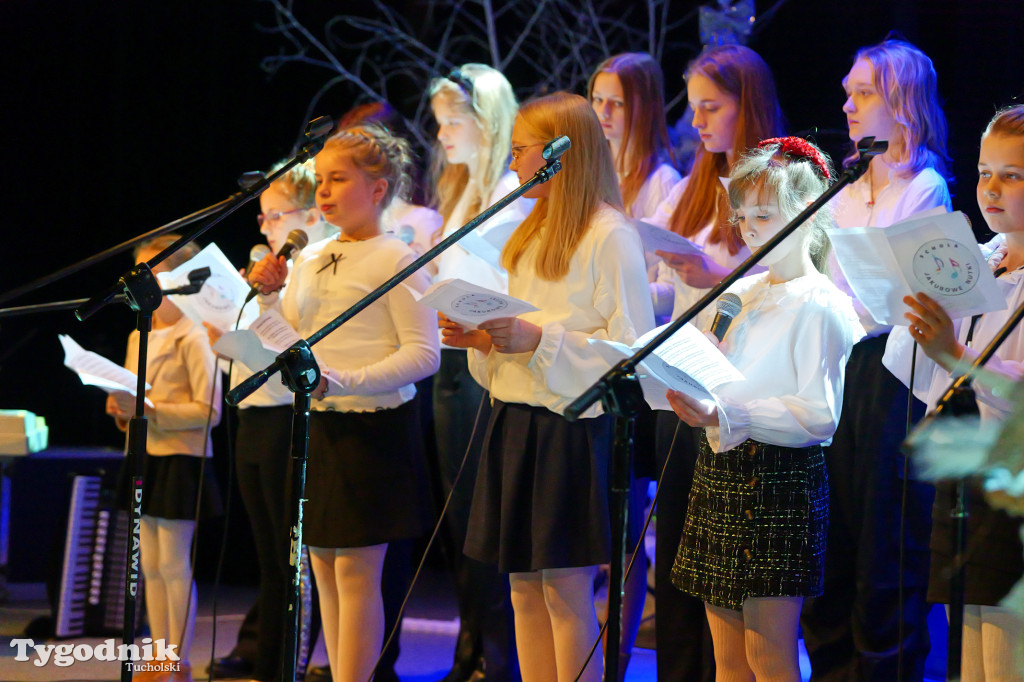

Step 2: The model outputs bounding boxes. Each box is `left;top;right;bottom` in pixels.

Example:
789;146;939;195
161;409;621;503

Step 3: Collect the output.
563;138;888;421
75;117;334;322
226;157;563;406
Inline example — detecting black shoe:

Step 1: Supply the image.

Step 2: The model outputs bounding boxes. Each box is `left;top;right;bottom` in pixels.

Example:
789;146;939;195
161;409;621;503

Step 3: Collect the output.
307;665;332;682
208;655;255;680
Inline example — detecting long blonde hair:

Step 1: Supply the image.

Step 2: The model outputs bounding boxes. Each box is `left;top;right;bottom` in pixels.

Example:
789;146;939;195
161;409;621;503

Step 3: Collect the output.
429;64;518;230
842;40;951;178
666;45;785;255
588;52;674;216
501;92;622;281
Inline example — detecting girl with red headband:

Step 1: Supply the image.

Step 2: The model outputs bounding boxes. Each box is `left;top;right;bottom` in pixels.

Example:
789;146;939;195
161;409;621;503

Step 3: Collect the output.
666;137;863;681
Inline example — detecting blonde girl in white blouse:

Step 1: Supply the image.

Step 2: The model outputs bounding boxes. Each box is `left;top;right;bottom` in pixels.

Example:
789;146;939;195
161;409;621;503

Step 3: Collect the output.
666;138;863;682
439;92;654;682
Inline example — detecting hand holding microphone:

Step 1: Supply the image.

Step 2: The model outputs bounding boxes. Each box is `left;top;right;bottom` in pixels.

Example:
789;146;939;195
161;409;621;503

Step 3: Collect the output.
245;229;308;302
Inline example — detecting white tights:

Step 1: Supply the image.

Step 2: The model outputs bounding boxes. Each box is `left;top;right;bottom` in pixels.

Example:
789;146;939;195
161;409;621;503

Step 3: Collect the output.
704;597;803;682
509;566;602;682
139;515;197;664
949;604;1024;681
309;544;387;682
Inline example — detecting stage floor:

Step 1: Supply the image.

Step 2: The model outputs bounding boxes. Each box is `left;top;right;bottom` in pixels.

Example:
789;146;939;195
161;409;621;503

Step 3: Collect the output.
0;567;945;682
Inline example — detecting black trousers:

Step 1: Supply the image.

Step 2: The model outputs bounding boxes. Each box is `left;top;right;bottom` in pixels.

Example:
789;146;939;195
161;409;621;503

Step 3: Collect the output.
800;335;934;682
234;405;317;681
653;411;715;682
433;350;517;681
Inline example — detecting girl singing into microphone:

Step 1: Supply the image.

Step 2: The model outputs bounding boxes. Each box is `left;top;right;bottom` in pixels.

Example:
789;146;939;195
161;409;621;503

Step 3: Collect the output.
247;124;440;682
439;92;654;682
666;138;863;682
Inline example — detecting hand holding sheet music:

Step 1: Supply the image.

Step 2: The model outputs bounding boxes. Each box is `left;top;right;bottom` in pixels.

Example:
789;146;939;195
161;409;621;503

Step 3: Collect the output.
587;322;744;411
413;278;539;329
828;210;1006;324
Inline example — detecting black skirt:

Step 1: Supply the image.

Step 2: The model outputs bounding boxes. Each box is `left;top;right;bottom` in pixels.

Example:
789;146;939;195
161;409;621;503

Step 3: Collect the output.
117;453;223;521
672;436;828;611
303;400;432;549
464;400;613;573
928;480;1024;605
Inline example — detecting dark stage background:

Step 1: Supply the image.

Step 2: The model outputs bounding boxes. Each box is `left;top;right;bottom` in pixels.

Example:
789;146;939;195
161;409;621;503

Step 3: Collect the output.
1;0;1022;583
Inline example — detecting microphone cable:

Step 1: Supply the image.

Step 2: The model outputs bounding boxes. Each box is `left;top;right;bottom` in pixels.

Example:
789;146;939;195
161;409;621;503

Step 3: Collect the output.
897;339;919;681
203;301;250;681
365;388;490;682
572;421;684;682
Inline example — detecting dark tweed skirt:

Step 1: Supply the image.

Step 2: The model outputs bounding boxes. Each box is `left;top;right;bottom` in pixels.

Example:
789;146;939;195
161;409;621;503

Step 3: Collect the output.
672;436;828;611
464;400;613;573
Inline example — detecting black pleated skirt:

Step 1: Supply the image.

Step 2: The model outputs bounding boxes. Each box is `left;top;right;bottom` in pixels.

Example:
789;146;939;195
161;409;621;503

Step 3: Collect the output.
118;453;223;521
464;400;613;573
672;436;828;611
303;400;432;549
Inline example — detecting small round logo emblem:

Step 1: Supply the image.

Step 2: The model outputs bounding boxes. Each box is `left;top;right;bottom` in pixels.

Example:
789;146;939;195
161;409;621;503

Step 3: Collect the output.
451;294;509;316
912;240;979;296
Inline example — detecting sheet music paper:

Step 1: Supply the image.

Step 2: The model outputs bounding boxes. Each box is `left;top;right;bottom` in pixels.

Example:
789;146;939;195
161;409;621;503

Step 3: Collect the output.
634;220;704;257
587;322;744;411
415;278;539;329
212;309;305;370
158;242;258;331
59;335;154;407
828;210;1006;324
456;220;520;271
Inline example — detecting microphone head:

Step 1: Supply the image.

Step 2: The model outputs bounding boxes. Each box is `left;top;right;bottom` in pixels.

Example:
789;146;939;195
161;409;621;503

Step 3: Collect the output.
542;136;571;161
716;293;742;319
249;244;271;263
396;224;416;245
284;229;309;254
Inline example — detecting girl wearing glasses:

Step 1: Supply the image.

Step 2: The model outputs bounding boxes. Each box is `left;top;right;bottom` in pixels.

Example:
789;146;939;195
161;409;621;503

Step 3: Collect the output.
439;92;654;682
205;161;335;682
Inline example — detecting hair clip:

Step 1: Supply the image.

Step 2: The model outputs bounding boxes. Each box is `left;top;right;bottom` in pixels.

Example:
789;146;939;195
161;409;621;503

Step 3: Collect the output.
446;68;474;99
758;136;832;181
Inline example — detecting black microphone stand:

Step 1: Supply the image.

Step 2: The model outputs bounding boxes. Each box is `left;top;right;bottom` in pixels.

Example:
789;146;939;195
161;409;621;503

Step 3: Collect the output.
563;137;888;678
226;136;570;682
65;117;334;682
905;296;1024;682
0;268;213;319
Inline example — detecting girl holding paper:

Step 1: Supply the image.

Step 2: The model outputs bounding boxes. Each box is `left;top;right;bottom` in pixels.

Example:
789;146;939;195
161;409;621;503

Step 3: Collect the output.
247;124;440;682
666;137;863;682
882;105;1024;681
106;234;222;682
800;39;953;680
438;92;654;682
648;44;786;682
429;63;532;682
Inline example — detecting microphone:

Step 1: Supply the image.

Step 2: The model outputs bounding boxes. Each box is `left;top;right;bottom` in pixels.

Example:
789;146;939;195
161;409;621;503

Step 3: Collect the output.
709;293;742;342
246;244;271;276
244;229;309;302
542;136;571;161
